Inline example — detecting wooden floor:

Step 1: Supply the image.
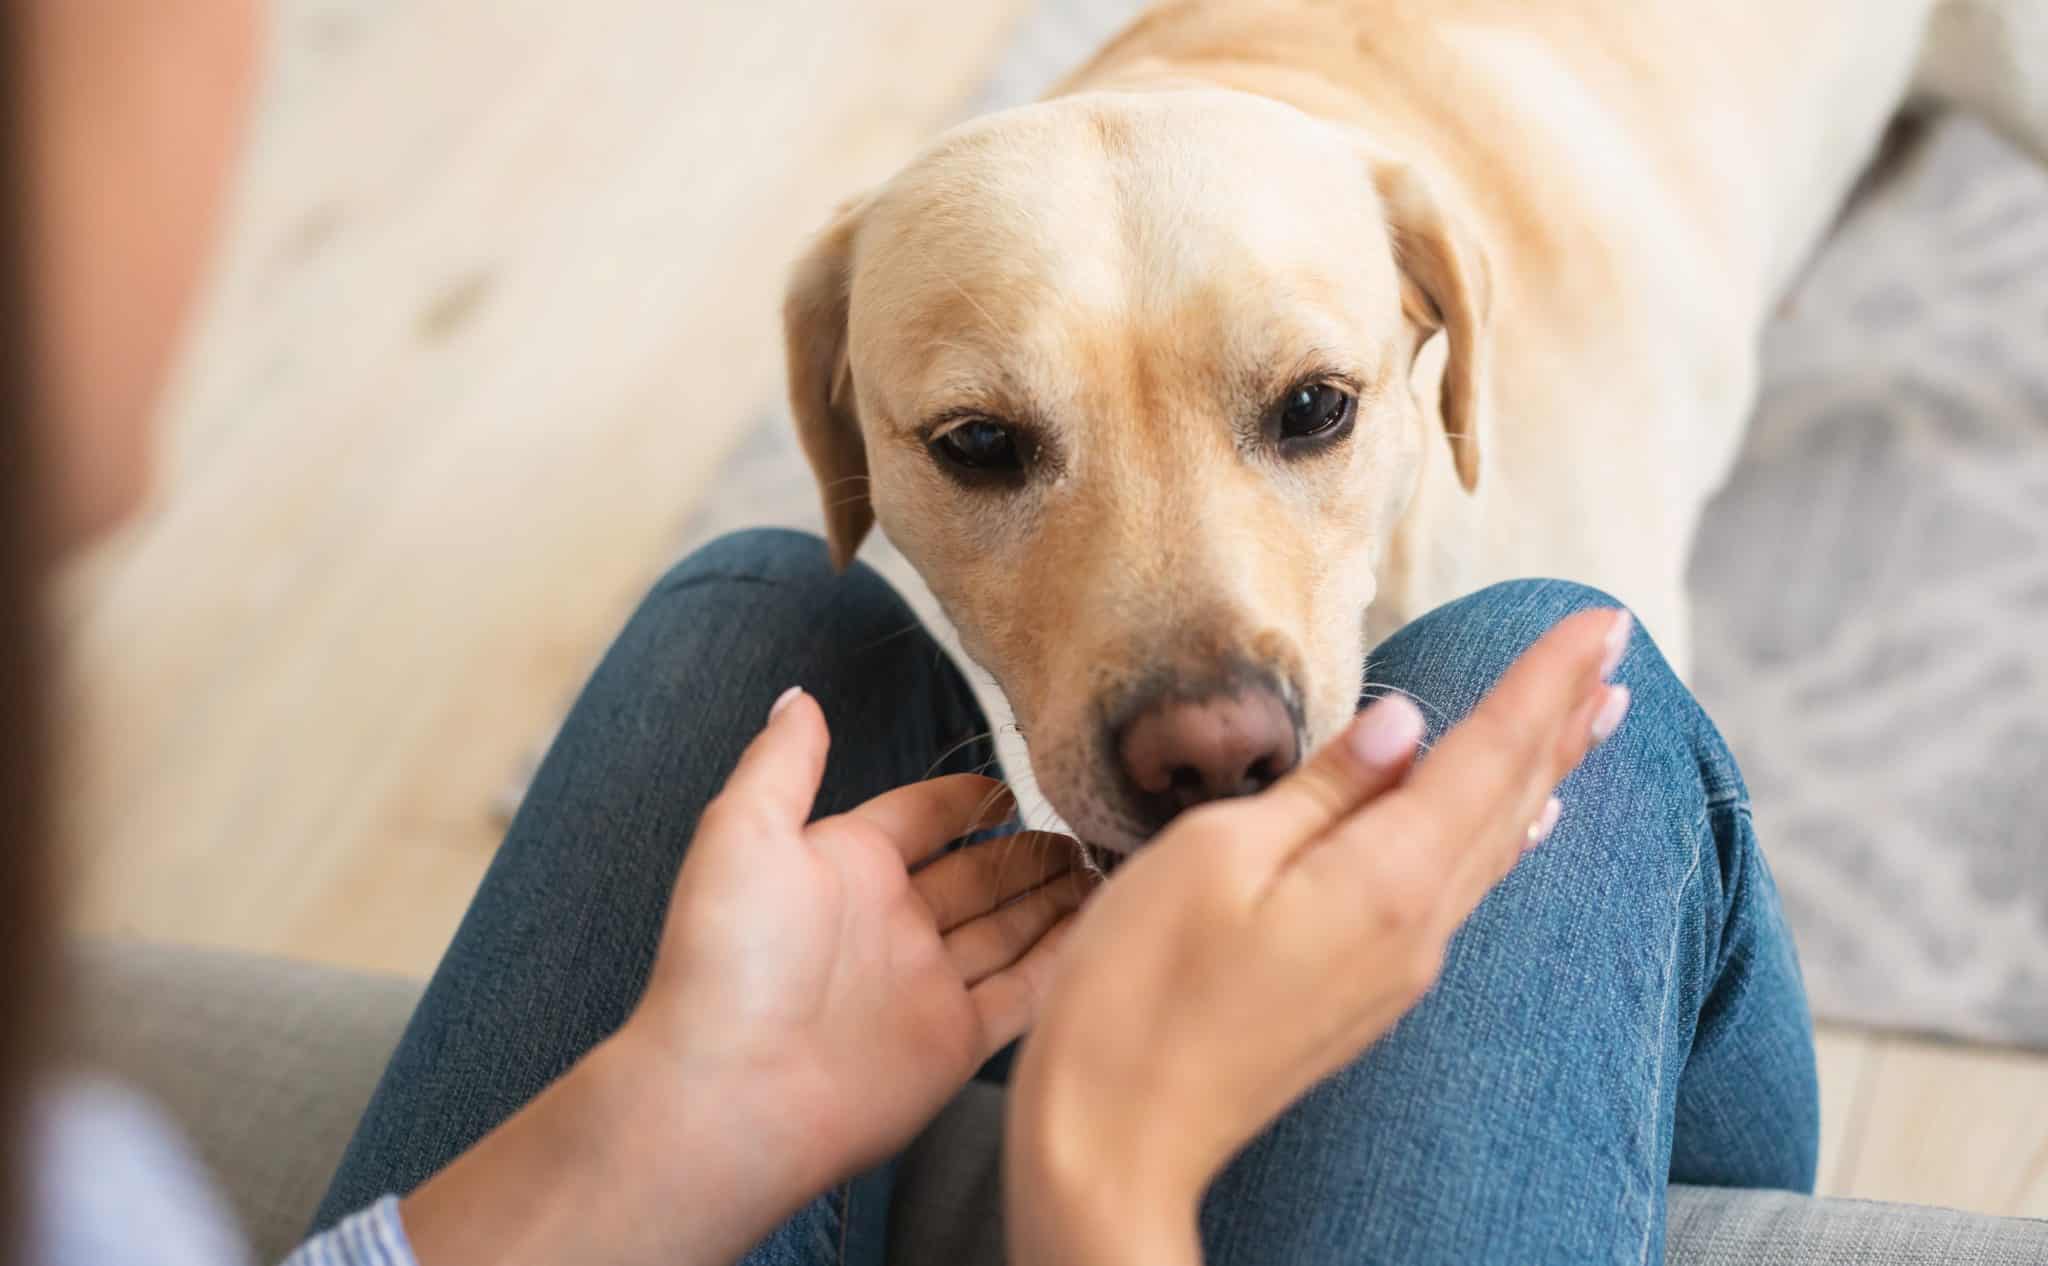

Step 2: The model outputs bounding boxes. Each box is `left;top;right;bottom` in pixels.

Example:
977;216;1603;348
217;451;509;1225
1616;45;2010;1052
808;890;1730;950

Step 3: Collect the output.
54;0;2047;1224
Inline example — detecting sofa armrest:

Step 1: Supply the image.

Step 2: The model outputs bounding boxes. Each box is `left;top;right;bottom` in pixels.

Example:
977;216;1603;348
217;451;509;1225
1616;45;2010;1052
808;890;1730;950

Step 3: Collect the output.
62;940;423;1264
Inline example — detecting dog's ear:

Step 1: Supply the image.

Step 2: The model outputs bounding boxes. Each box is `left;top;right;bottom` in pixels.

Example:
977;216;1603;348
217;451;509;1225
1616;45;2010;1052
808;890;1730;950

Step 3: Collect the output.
783;197;873;568
1374;162;1491;493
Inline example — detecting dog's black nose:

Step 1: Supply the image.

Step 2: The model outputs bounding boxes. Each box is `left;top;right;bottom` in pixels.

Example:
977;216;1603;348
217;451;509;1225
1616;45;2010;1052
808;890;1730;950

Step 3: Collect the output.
1114;683;1300;834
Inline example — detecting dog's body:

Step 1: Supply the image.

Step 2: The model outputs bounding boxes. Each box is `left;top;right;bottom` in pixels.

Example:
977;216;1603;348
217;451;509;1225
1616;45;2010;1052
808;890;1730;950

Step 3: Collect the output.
785;0;2048;850
1056;0;1943;670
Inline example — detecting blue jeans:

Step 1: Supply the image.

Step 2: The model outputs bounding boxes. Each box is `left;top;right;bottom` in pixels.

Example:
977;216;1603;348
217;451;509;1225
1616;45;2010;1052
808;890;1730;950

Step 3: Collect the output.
313;529;1817;1264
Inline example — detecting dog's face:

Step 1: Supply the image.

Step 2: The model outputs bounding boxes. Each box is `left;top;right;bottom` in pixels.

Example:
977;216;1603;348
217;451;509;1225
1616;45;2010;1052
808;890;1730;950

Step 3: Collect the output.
786;90;1488;852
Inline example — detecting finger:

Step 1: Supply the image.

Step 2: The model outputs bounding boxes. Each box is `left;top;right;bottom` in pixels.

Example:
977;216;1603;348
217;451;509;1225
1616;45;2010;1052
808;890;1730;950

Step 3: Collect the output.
944;872;1092;985
1283;608;1628;938
1437;679;1626;911
844;774;1017;865
1391;607;1622;857
704;686;831;835
1225;695;1426;860
914;831;1078;933
967;915;1076;1056
1417;621;1629;912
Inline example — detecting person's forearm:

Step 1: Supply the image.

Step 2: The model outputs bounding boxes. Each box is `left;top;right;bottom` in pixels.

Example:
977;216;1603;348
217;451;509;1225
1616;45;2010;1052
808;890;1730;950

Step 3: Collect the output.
1005;1115;1204;1266
400;1026;826;1266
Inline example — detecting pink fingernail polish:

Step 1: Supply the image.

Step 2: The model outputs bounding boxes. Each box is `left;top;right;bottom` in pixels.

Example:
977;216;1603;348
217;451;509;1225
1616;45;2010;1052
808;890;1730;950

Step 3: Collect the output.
1525;796;1562;849
1348;696;1425;767
1601;610;1633;679
769;686;804;722
1591;685;1630;742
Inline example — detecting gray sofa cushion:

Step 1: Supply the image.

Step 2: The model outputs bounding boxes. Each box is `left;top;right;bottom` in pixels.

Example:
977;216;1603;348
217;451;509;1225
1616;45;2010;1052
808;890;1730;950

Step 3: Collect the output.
63;940;2048;1264
1666;1187;2048;1266
63;941;419;1263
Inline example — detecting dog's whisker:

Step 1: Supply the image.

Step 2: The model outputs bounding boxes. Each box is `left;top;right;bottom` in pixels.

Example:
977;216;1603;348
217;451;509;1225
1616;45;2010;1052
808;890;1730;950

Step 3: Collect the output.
968;778;1013;828
852;620;931;654
1357;680;1451;724
1018;789;1057;834
984;831;1032;911
1356;682;1447;754
1074;840;1112;882
921;728;998;782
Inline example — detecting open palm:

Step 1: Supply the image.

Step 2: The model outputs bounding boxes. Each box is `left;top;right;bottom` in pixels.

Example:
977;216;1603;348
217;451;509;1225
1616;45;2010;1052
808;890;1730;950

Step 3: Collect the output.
636;688;1090;1184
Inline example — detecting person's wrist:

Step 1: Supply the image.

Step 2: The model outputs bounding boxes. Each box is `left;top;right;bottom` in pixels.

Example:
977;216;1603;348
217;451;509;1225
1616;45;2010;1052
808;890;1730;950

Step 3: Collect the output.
398;1040;650;1266
399;1023;832;1266
1005;1100;1202;1266
598;1015;839;1214
1005;1037;1207;1265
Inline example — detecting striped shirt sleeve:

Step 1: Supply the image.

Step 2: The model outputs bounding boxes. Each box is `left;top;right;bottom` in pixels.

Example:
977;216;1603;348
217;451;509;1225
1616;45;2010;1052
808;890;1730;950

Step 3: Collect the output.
279;1198;419;1266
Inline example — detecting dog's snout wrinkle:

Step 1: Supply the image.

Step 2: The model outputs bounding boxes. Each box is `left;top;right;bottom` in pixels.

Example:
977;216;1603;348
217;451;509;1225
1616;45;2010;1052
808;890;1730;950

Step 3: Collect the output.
1115;683;1300;833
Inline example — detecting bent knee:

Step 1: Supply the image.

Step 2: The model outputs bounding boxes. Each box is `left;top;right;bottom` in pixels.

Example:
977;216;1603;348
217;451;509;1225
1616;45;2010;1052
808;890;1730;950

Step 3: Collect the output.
643;528;920;646
1372;579;1632;691
1369;579;1696;737
655;528;842;593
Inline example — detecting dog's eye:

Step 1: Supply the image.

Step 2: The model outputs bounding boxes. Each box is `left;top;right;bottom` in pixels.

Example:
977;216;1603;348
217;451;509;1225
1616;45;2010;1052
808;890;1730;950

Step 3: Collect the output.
931;418;1024;475
1276;381;1356;445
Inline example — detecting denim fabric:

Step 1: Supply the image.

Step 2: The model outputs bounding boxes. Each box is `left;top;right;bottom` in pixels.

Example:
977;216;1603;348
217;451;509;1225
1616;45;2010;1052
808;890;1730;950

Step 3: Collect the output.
311;529;997;1262
313;530;1815;1265
1197;579;1818;1266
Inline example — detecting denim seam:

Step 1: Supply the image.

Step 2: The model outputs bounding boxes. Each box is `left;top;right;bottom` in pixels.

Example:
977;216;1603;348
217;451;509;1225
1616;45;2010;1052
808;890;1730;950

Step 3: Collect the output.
837;1179;851;1266
1707;802;1755;983
1637;813;1708;1266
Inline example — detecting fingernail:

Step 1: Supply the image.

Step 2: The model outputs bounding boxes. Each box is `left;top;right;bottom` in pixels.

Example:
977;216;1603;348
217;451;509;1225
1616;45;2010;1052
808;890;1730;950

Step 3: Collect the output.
1348;697;1425;767
1591;684;1630;742
1601;610;1633;679
768;686;804;722
1525;796;1561;850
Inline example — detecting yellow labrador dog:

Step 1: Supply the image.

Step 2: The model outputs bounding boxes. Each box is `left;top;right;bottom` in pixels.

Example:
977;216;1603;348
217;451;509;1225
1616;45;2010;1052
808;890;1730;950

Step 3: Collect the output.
783;0;2047;852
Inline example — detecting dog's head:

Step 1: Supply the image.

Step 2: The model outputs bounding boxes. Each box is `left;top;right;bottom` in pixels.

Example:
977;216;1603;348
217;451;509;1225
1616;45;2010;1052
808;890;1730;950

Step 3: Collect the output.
784;89;1490;851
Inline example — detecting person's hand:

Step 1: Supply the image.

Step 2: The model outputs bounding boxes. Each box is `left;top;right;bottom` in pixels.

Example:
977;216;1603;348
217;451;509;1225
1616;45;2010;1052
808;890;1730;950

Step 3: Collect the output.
1006;609;1633;1265
626;686;1092;1182
402;690;1089;1266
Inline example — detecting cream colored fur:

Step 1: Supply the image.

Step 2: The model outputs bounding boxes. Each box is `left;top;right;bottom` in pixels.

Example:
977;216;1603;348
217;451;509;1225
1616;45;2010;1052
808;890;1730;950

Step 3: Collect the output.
783;0;2046;850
